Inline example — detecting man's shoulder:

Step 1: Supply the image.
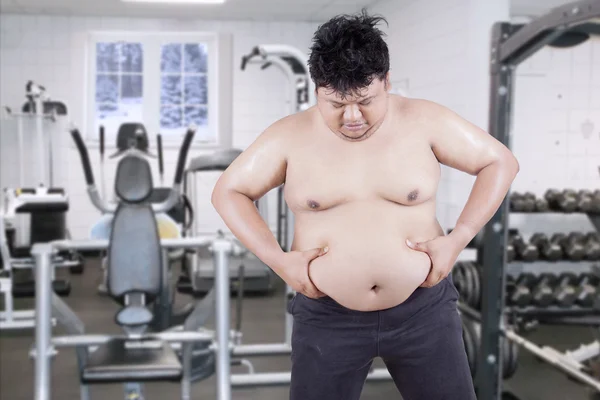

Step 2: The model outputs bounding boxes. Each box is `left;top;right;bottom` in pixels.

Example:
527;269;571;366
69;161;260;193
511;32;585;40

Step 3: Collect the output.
262;107;315;141
396;97;463;132
396;97;449;119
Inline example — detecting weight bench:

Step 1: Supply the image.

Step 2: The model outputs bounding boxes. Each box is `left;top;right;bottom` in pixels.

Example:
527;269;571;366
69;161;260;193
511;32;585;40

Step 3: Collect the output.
31;126;235;400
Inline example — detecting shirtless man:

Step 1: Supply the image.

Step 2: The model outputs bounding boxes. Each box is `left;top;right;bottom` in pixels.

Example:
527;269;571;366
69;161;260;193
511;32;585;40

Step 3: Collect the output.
212;11;519;400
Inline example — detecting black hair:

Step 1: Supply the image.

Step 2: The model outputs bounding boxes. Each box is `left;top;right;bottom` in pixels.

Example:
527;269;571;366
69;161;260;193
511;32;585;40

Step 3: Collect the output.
308;9;389;99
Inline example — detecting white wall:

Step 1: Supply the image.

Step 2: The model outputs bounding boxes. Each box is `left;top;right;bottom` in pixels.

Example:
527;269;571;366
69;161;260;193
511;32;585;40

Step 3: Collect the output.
0;13;319;239
368;0;600;236
509;37;600;234
368;0;510;231
2;4;599;240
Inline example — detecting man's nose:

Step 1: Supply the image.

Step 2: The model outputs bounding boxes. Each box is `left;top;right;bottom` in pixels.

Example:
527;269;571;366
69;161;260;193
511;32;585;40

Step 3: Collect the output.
343;104;362;122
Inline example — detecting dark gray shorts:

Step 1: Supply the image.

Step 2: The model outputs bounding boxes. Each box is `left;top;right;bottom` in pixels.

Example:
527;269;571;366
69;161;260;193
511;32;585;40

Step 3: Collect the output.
287;274;476;400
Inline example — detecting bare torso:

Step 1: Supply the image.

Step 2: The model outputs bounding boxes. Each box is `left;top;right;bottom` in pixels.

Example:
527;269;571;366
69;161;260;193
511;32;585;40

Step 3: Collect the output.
284;96;444;311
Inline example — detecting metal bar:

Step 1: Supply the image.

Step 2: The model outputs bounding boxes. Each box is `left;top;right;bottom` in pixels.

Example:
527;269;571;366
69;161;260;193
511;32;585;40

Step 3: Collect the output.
47;112;55;188
0;310;36;318
461;300;600;391
35;97;47;185
50;331;215;348
230;367;392;388
505;330;600;391
478;21;515;400
256;44;315;103
498;0;600;65
46;237;216;253
232;343;291;357
181;341;192;400
213;239;232;400
17;116;24;186
32;244;55;400
80;384;90;400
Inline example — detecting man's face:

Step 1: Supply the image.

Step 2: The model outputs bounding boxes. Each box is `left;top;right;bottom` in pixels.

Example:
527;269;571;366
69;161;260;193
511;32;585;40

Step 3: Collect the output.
316;76;390;142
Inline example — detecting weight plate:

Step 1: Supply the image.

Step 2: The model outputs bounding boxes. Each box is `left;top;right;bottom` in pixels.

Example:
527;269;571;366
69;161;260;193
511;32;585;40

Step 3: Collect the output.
469;262;482;309
467;261;478;308
454;262;467;300
505;340;519;379
461;316;478;377
462;262;476;307
501;335;510;378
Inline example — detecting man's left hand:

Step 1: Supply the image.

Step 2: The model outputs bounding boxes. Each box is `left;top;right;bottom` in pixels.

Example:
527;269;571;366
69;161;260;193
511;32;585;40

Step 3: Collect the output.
406;235;462;288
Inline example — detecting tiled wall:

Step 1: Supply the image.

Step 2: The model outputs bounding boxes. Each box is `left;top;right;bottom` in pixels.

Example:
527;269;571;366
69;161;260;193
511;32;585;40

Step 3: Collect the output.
1;4;598;240
509;38;600;234
0;13;319;238
368;0;511;230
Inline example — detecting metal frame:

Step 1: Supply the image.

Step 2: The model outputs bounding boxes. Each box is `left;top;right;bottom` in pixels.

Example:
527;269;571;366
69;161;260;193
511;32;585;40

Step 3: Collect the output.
0;193;77;330
479;1;600;398
32;237;234;400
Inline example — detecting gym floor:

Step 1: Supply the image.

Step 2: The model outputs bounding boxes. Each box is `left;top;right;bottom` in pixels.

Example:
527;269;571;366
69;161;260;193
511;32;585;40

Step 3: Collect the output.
0;258;596;400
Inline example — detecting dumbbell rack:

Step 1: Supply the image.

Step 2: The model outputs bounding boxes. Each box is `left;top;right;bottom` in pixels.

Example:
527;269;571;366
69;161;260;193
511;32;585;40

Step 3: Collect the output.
478;2;600;399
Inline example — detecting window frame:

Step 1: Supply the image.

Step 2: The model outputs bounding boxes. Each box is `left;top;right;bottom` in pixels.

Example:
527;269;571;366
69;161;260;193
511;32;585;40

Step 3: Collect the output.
86;31;221;148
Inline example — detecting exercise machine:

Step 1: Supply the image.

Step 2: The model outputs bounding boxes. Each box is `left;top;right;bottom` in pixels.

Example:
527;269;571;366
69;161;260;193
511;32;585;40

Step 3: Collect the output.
180;44;318;298
31;125;240;400
0;82;81;330
90;122;192;295
479;1;600;399
183;149;275;295
0;188;80;330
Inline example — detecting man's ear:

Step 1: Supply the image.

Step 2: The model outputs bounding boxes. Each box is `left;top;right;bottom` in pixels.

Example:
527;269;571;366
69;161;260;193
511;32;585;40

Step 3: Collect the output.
384;72;392;92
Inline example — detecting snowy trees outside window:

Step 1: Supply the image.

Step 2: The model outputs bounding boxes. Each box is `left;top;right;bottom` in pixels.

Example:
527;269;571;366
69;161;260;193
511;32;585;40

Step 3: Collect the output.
160;43;208;135
95;42;144;139
89;33;219;146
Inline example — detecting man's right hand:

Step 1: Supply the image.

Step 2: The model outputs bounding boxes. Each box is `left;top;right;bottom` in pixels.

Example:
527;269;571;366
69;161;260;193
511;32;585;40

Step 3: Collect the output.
275;247;329;299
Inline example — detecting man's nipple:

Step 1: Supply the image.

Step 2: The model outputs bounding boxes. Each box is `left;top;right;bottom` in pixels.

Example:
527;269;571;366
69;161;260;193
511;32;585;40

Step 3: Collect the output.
307;199;320;209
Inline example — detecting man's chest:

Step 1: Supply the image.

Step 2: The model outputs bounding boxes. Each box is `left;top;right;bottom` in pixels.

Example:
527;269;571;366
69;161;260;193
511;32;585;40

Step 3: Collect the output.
283;131;441;211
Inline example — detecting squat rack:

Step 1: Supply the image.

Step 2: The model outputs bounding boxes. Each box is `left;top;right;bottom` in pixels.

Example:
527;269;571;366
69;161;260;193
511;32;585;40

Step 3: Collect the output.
479;1;600;399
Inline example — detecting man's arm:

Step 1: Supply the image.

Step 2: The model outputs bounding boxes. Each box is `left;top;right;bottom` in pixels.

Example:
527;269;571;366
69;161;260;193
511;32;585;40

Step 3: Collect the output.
211;118;291;268
424;100;520;248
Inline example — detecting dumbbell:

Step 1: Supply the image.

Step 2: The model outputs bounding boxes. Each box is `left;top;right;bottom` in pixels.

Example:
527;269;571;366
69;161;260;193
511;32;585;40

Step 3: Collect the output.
506;274;533;307
550;233;586;261
552;273;578;307
584;232;600;260
535;197;550;212
506;240;516;262
510;192;536;212
509;232;539;261
576;190;600;213
529;233;563;261
565;232;600;261
575;274;599;307
545;189;578;212
531;273;556;307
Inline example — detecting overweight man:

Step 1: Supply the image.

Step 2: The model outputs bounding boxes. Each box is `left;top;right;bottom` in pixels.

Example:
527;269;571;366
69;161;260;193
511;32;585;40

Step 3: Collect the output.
212;10;519;400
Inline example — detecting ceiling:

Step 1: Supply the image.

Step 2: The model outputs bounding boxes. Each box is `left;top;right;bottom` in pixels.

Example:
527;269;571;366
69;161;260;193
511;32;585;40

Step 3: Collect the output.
0;0;585;22
0;0;385;22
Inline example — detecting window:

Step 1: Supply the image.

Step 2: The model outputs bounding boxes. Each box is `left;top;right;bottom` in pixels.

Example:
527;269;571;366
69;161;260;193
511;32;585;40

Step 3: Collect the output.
95;42;144;134
160;43;208;136
88;32;224;146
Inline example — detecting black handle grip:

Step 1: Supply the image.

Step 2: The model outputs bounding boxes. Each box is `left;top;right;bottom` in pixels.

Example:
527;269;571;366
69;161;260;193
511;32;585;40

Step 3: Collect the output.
240;46;261;70
174;127;196;185
70;128;95;185
99;126;105;158
157;133;164;177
